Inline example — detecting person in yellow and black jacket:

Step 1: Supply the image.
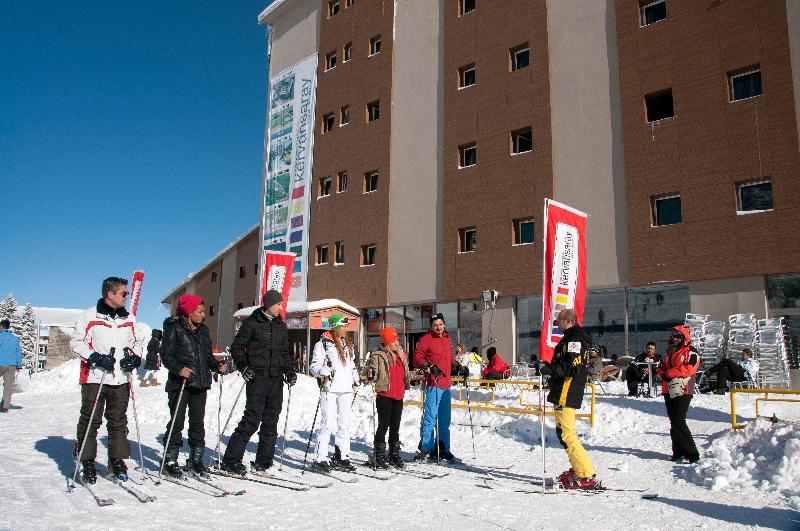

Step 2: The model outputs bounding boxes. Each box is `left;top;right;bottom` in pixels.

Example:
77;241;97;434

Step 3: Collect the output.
543;308;599;491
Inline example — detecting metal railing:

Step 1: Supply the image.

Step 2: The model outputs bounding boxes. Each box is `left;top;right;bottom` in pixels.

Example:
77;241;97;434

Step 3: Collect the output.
729;388;800;429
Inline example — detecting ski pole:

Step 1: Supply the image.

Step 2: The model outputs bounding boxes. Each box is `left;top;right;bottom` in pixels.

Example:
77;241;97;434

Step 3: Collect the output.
278;383;293;471
434;372;441;465
464;377;476;460
126;370;148;482
217;379;246;459
301;391;322;475
159;378;186;481
69;347;115;490
371;384;378;471
539;373;546;491
215;373;223;469
69;369;108;489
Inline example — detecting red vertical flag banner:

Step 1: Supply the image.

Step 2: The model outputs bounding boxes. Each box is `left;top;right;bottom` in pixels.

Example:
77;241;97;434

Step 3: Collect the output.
539;199;588;363
262;251;296;318
129;270;145;318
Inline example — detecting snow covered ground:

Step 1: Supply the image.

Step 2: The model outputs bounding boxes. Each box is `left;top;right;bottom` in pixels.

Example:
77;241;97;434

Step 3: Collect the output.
1;360;798;530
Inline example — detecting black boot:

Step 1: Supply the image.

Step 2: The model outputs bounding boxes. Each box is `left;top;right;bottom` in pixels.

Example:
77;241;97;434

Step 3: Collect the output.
81;460;97;485
331;445;356;472
188;446;210;475
311;460;331;473
371;442;390;469
388;442;405;469
250;460;273;474
220;460;247;476
163;446;183;478
109;458;128;481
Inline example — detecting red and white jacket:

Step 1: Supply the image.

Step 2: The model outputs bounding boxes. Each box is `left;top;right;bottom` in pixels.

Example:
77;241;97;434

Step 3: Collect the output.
71;300;137;385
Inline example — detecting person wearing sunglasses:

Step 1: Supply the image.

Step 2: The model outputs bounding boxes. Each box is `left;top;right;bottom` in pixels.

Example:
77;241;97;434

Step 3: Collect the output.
70;276;140;484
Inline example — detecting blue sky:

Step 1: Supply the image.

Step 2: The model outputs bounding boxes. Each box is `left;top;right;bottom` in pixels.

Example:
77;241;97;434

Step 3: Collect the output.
0;1;272;327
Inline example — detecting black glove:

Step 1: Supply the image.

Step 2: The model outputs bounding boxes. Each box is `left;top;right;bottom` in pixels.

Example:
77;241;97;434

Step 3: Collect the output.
241;366;255;383
87;352;115;372
540;364;553;377
283;370;297;387
423;361;444;377
120;348;142;372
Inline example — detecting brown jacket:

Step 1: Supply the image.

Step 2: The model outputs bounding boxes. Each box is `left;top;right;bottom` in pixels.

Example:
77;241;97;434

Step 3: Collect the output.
368;348;410;394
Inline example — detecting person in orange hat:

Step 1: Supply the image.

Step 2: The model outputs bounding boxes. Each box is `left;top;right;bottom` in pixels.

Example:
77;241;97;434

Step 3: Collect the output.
366;326;410;468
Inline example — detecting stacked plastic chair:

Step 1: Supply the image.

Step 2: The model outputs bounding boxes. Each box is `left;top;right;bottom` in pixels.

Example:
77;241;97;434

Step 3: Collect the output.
755;317;790;389
684;313;726;366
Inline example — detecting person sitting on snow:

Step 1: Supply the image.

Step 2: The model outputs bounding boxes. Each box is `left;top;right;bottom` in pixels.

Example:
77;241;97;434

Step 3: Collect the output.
481;347;510;380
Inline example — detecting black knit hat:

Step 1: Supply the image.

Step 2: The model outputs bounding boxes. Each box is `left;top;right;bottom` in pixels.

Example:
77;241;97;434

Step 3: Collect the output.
429;312;445;325
262;289;283;309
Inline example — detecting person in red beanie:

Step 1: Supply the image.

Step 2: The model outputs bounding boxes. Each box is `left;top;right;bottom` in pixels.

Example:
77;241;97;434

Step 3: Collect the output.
366;327;410;468
160;294;228;477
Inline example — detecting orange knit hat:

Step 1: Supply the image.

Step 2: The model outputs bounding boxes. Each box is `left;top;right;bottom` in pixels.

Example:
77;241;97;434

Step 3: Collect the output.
380;327;399;345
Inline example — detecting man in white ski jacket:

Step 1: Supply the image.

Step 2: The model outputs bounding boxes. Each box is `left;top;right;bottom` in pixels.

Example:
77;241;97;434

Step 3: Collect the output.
70;276;141;484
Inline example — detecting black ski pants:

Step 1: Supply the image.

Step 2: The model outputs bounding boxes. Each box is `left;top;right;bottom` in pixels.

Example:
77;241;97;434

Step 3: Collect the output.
715;359;746;390
223;375;283;467
374;395;403;446
76;383;130;461
165;387;208;451
664;394;699;459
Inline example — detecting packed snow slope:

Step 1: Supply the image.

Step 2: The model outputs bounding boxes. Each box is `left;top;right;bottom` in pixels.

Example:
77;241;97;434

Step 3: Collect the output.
1;360;798;530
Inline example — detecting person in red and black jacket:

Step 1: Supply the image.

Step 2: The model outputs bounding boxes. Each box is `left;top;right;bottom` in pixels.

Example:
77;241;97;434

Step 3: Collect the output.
481;347;510;380
412;313;467;462
657;325;701;463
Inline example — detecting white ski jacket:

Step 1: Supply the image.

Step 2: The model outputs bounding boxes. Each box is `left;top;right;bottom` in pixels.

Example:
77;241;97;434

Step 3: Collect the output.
310;331;359;393
71;300;137;386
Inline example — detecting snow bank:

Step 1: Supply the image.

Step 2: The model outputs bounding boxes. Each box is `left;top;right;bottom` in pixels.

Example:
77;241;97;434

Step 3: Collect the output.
693;419;800;509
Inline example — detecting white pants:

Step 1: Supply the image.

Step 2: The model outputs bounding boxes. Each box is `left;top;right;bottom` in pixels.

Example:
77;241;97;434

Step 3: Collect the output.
313;391;351;462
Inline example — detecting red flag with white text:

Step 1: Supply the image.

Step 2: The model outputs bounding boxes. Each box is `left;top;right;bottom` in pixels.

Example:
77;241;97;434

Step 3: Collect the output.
262;251;296;318
539;200;587;363
129;270;145;318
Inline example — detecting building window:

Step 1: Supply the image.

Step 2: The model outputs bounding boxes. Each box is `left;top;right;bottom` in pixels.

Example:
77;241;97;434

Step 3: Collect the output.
343;42;352;62
328;1;340;18
325;51;337;71
335;241;345;265
511;128;533;155
364;171;378;193
369;35;381;56
322;112;335;133
211;272;218;283
510;44;529;71
346;0;355;6
640;0;666;27
458;64;476;89
729;67;762;102
513;218;535;245
367;100;380;122
361;244;376;266
316;245;329;265
459;0;476;16
459;143;477;168
651;194;682;226
459;227;477;253
737;180;773;213
254;264;258;275
337;171;348;193
237;303;244;310
644;89;674;122
209;305;215;316
239;266;246;278
340;105;350;126
319;176;332;198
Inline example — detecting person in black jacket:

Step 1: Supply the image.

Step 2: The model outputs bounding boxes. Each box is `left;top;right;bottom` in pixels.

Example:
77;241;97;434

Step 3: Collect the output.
160;294;227;477
221;290;295;474
140;329;162;387
626;341;661;396
544;308;598;490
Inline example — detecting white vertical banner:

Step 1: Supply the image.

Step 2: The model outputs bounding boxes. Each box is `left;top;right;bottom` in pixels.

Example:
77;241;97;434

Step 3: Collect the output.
261;54;318;303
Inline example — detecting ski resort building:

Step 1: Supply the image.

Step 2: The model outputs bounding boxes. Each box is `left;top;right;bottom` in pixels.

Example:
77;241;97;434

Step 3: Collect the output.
163;1;800;378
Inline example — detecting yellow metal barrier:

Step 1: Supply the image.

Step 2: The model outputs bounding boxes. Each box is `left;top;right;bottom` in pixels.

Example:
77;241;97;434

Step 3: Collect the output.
729;388;800;429
404;379;596;428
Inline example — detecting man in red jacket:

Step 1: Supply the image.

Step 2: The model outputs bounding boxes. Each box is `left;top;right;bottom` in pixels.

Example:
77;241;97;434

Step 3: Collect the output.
481;347;510;380
413;313;465;462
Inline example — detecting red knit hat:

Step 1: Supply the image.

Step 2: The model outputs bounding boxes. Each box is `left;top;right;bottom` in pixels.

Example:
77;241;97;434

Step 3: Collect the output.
380;327;399;345
177;294;204;317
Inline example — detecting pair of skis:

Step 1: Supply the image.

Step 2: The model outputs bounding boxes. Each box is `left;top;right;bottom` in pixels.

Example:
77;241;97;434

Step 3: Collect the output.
483;475;657;499
67;471;157;506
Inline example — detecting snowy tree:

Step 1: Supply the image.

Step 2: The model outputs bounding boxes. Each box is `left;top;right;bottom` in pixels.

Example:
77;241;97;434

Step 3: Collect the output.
0;294;17;323
18;304;38;363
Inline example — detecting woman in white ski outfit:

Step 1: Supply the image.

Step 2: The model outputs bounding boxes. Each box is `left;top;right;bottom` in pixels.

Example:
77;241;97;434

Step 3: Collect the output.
310;314;360;472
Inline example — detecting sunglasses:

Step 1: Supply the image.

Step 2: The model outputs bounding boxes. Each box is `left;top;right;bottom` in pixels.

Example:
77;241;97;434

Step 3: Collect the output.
119;291;129;297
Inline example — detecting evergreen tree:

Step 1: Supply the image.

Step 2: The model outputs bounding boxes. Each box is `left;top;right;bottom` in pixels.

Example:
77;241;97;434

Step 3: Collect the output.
18;304;38;362
0;294;17;324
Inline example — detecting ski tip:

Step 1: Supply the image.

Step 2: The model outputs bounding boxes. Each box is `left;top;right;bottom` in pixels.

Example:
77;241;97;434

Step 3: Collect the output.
641;493;659;499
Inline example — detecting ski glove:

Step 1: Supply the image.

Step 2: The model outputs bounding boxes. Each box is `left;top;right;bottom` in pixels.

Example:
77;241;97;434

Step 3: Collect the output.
241;366;256;383
88;352;115;373
283;370;297;387
423;361;444;377
120;348;142;372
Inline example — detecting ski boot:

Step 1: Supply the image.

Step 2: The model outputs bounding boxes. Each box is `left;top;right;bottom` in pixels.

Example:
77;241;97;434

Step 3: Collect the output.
139;380;150;387
163;447;184;478
438;441;458;463
331;445;356;472
368;442;390;469
413;450;429;462
557;468;575;483
220;460;247;476
388;442;405;469
250;460;273;474
81;460;97;485
187;446;210;476
560;474;601;490
311;460;331;473
109;458;128;481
